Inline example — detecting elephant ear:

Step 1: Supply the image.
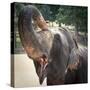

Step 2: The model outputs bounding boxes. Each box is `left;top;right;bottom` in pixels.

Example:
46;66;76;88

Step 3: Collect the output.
67;48;80;71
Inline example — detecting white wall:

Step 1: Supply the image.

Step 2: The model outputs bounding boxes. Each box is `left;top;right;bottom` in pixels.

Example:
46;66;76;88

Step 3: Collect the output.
14;54;46;87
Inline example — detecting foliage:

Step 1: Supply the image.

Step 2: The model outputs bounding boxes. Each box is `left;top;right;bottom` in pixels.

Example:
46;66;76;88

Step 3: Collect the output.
15;3;24;17
56;6;88;33
35;4;51;20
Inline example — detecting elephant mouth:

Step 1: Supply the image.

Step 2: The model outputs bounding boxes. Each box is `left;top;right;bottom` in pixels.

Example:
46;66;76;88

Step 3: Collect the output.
36;54;48;84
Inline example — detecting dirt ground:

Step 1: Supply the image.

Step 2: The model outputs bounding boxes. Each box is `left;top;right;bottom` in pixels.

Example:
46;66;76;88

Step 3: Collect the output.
13;54;46;87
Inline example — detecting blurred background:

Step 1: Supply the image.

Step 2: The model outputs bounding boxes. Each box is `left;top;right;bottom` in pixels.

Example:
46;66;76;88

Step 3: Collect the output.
11;3;88;87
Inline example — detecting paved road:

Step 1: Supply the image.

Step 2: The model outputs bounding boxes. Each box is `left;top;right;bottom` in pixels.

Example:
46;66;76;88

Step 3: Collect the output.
14;54;46;87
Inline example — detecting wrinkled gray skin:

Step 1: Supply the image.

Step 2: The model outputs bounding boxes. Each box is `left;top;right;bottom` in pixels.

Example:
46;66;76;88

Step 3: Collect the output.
18;5;88;85
64;46;88;84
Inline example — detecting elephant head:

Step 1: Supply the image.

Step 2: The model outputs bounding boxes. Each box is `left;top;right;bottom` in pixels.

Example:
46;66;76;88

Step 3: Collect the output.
18;5;53;84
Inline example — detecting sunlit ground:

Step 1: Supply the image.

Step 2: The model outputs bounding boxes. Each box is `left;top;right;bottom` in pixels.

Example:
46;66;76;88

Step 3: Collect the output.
13;54;47;87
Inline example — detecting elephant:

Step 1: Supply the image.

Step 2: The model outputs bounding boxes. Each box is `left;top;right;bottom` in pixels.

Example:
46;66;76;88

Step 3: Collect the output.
18;5;88;85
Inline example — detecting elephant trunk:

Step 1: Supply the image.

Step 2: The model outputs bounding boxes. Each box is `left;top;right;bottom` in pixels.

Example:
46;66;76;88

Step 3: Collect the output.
18;5;48;61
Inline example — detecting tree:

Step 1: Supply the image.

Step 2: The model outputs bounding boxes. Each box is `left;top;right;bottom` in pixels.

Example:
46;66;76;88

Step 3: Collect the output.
35;4;51;20
56;5;88;34
35;4;59;26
